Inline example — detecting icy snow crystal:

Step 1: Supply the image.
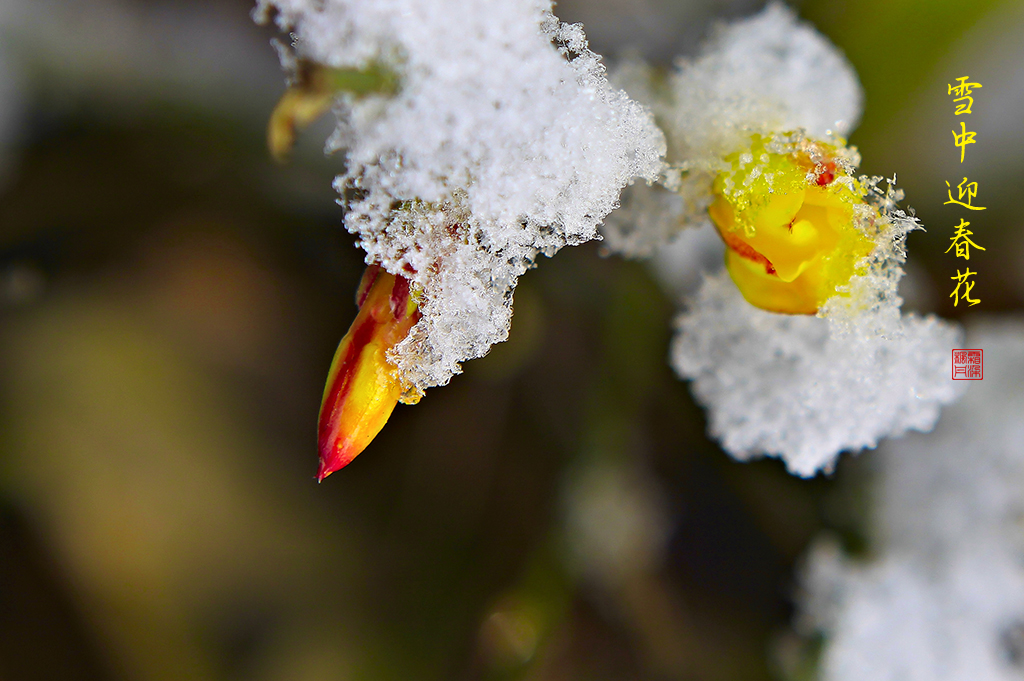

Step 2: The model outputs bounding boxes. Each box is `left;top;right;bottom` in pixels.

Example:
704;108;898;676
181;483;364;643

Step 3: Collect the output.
255;0;664;390
667;2;862;164
673;270;963;477
799;320;1024;680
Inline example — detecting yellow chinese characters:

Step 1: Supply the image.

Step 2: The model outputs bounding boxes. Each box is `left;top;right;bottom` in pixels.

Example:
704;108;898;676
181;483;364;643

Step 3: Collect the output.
945;77;985;306
946;219;985;260
948;76;982;115
948;77;981;163
952;123;977;164
950;269;980;307
944;178;986;211
708;135;874;315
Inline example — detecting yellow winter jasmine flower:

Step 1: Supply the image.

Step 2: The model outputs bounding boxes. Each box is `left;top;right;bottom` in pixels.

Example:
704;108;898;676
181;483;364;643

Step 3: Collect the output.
600;3;963;478
708;135;875;315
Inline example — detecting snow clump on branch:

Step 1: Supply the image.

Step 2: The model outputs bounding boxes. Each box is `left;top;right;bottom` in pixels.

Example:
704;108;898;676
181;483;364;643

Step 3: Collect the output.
255;0;665;392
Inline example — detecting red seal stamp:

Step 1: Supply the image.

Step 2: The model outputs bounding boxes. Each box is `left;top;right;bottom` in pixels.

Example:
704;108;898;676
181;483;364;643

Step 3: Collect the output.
952;349;983;380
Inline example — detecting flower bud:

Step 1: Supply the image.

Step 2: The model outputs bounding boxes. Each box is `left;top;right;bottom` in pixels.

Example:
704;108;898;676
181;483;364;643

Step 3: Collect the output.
317;265;420;480
709;136;874;314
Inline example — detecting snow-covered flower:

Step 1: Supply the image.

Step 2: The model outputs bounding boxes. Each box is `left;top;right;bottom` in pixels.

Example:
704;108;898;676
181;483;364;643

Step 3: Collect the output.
254;0;664;476
604;3;962;476
797;319;1024;681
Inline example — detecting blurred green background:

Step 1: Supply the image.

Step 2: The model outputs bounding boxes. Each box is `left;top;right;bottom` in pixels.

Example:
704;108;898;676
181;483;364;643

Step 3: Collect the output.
0;1;1021;679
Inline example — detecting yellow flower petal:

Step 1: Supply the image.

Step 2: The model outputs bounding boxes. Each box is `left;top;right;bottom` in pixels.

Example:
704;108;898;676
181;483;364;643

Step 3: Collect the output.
710;135;874;314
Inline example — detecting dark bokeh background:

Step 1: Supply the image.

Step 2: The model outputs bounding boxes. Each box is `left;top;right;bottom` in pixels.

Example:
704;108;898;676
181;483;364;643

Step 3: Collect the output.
1;1;1021;679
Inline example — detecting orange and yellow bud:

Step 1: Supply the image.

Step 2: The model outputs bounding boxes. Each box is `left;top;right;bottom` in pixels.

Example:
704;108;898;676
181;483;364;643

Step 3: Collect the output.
317;265;420;480
709;136;875;314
